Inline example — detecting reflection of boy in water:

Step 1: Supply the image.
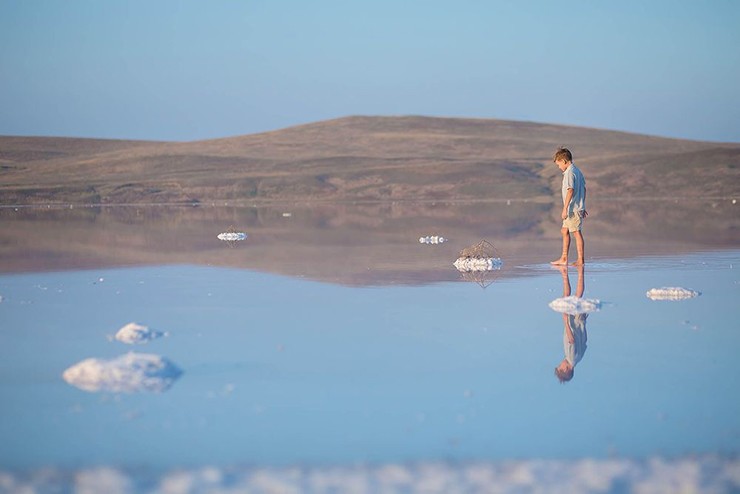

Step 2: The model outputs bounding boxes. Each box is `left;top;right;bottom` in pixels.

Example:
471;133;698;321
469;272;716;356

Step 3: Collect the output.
554;265;588;383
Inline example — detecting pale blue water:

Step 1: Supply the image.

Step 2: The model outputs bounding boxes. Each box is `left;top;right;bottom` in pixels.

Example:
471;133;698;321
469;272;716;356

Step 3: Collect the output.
1;250;739;470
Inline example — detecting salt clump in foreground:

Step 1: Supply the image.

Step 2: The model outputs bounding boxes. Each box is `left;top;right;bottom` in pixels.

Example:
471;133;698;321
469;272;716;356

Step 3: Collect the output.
62;353;182;393
646;287;701;301
114;322;166;344
549;295;602;315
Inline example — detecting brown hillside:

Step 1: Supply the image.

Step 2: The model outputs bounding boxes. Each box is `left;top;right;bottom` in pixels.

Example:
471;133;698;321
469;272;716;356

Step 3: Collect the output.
2;116;738;206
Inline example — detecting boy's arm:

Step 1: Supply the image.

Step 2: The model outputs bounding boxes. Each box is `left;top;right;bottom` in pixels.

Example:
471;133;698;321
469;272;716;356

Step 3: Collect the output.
562;188;574;219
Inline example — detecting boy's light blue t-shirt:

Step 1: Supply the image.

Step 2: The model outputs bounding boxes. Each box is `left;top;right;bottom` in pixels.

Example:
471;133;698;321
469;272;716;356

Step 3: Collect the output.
562;163;586;214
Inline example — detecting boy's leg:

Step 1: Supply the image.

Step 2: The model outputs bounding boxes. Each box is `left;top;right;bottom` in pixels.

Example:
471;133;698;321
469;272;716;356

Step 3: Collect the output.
550;227;570;265
571;230;585;265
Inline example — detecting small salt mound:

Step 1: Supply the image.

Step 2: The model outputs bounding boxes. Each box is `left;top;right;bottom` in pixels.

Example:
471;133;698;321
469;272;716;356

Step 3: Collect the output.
62;353;182;393
419;235;446;244
114;322;166;345
646;287;700;301
453;257;503;272
217;232;247;241
549;295;601;315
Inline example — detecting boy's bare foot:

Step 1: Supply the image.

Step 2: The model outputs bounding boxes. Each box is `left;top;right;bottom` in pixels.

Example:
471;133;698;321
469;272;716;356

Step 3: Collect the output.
570;260;585;266
550;258;568;265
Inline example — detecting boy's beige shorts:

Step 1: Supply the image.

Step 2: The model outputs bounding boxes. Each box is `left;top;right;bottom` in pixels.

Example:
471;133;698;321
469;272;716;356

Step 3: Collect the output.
562;211;583;232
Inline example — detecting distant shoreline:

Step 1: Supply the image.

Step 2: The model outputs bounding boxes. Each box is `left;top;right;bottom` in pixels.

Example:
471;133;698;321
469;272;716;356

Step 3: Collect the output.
2;196;737;210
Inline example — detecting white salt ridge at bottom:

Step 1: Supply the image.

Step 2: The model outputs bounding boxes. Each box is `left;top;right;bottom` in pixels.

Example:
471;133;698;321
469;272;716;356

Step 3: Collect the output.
62;353;182;393
549;295;602;315
646;286;700;300
453;257;503;272
114;322;166;344
2;457;739;494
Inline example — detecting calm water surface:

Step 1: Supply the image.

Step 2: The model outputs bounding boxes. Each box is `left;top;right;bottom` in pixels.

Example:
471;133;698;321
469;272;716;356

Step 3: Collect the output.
0;204;739;493
1;252;739;469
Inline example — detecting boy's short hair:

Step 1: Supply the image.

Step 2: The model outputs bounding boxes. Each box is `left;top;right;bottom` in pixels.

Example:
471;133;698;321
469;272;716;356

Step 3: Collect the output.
553;147;573;163
554;366;574;383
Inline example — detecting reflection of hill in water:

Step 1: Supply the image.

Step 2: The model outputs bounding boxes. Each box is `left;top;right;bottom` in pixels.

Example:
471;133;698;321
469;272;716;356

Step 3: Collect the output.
1;199;737;285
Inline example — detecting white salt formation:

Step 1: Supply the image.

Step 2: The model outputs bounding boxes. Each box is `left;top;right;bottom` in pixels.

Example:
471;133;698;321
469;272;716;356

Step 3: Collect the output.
646;287;700;301
114;322;166;345
419;235;446;244
453;257;503;272
217;232;247;241
549;295;602;315
4;457;740;493
62;353;182;393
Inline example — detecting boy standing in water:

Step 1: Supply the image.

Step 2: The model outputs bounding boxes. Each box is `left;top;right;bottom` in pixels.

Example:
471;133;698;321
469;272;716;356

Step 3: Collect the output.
550;147;587;266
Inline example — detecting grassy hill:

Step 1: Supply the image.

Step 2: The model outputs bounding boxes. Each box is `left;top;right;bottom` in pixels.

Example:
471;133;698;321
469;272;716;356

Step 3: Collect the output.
2;116;739;206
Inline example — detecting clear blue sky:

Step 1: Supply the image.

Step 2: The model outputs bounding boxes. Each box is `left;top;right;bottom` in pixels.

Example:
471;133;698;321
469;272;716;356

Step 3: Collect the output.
1;0;739;142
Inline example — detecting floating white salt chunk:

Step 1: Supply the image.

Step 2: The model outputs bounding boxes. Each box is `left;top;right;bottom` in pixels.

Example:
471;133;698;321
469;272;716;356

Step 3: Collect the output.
217;232;247;241
453;257;503;272
646;287;700;301
419;235;446;244
549;295;601;315
62;353;182;393
114;322;166;344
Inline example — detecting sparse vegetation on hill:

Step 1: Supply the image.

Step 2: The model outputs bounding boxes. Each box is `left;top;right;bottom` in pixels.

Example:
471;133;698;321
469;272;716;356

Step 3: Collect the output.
2;116;739;205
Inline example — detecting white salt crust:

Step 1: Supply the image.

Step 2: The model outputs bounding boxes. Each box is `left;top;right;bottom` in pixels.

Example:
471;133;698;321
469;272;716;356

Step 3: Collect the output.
646;286;700;300
114;322;166;345
217;232;247;241
549;295;602;315
453;257;503;272
62;353;182;393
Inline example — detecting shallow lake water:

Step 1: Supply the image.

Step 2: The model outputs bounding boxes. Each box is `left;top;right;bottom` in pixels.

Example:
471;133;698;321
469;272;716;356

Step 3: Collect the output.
1;203;739;493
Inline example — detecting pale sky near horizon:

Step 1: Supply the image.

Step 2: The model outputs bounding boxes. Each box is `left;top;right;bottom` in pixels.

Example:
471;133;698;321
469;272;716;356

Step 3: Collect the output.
1;1;739;142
